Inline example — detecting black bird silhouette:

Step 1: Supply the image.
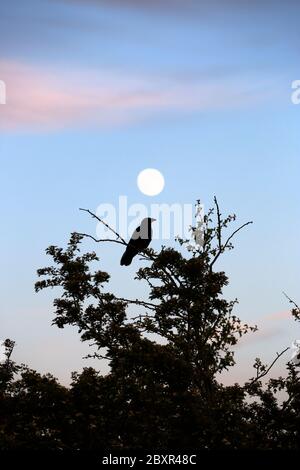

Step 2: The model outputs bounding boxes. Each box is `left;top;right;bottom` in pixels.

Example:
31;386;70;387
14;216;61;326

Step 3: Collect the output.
120;217;156;266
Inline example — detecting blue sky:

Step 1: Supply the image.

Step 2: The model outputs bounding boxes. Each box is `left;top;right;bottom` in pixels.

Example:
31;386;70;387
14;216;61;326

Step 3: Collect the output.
0;0;299;385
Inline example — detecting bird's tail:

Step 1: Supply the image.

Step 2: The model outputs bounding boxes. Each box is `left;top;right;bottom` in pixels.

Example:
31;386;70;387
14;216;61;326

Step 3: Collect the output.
120;246;137;266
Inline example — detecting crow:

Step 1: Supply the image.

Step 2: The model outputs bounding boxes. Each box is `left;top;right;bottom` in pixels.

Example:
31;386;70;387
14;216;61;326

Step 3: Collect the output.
120;217;156;266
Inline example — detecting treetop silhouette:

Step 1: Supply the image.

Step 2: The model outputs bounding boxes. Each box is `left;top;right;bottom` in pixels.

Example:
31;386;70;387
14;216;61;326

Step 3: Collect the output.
1;198;299;449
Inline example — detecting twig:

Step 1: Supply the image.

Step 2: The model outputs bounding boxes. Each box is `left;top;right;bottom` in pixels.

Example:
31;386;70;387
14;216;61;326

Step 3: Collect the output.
79;208;127;244
130;313;155;321
83;352;109;361
210;220;253;269
283;291;300;310
116;297;156;310
77;232;125;246
214;196;222;251
250;347;290;383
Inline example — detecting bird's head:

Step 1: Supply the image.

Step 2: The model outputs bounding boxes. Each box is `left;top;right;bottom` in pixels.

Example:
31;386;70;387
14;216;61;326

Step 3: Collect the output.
141;217;156;224
139;217;156;239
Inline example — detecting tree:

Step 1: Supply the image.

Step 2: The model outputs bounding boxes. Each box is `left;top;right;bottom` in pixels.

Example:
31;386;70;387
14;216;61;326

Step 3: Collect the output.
0;198;299;450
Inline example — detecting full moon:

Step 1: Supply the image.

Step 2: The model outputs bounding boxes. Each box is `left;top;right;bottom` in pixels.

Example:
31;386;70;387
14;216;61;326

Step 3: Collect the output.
137;168;165;196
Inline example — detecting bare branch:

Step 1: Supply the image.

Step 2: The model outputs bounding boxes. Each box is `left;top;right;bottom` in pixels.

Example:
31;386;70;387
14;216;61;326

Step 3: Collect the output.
116;297;156;310
283;291;300;311
77;232;125;246
210;220;253;269
223;221;253;251
79;208;127;244
214;196;222;251
130;313;155;321
83;352;109;361
250;347;290;384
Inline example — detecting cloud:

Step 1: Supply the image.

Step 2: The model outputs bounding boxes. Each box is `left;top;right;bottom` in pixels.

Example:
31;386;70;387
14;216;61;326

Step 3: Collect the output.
64;0;199;14
237;326;283;348
66;0;300;15
235;309;293;347
0;59;274;132
264;310;291;321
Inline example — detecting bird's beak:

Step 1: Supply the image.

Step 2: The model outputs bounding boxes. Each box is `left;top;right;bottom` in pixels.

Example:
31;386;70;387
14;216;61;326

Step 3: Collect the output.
151;218;156;222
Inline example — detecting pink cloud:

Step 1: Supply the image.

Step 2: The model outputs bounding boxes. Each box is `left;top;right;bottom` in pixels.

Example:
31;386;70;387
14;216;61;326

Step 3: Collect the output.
67;0;276;15
264;310;291;321
233;310;292;347
0;59;271;132
237;326;283;348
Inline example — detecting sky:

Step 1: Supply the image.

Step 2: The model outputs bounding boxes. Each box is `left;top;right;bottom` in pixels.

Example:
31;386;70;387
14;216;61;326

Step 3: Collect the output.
0;0;300;386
